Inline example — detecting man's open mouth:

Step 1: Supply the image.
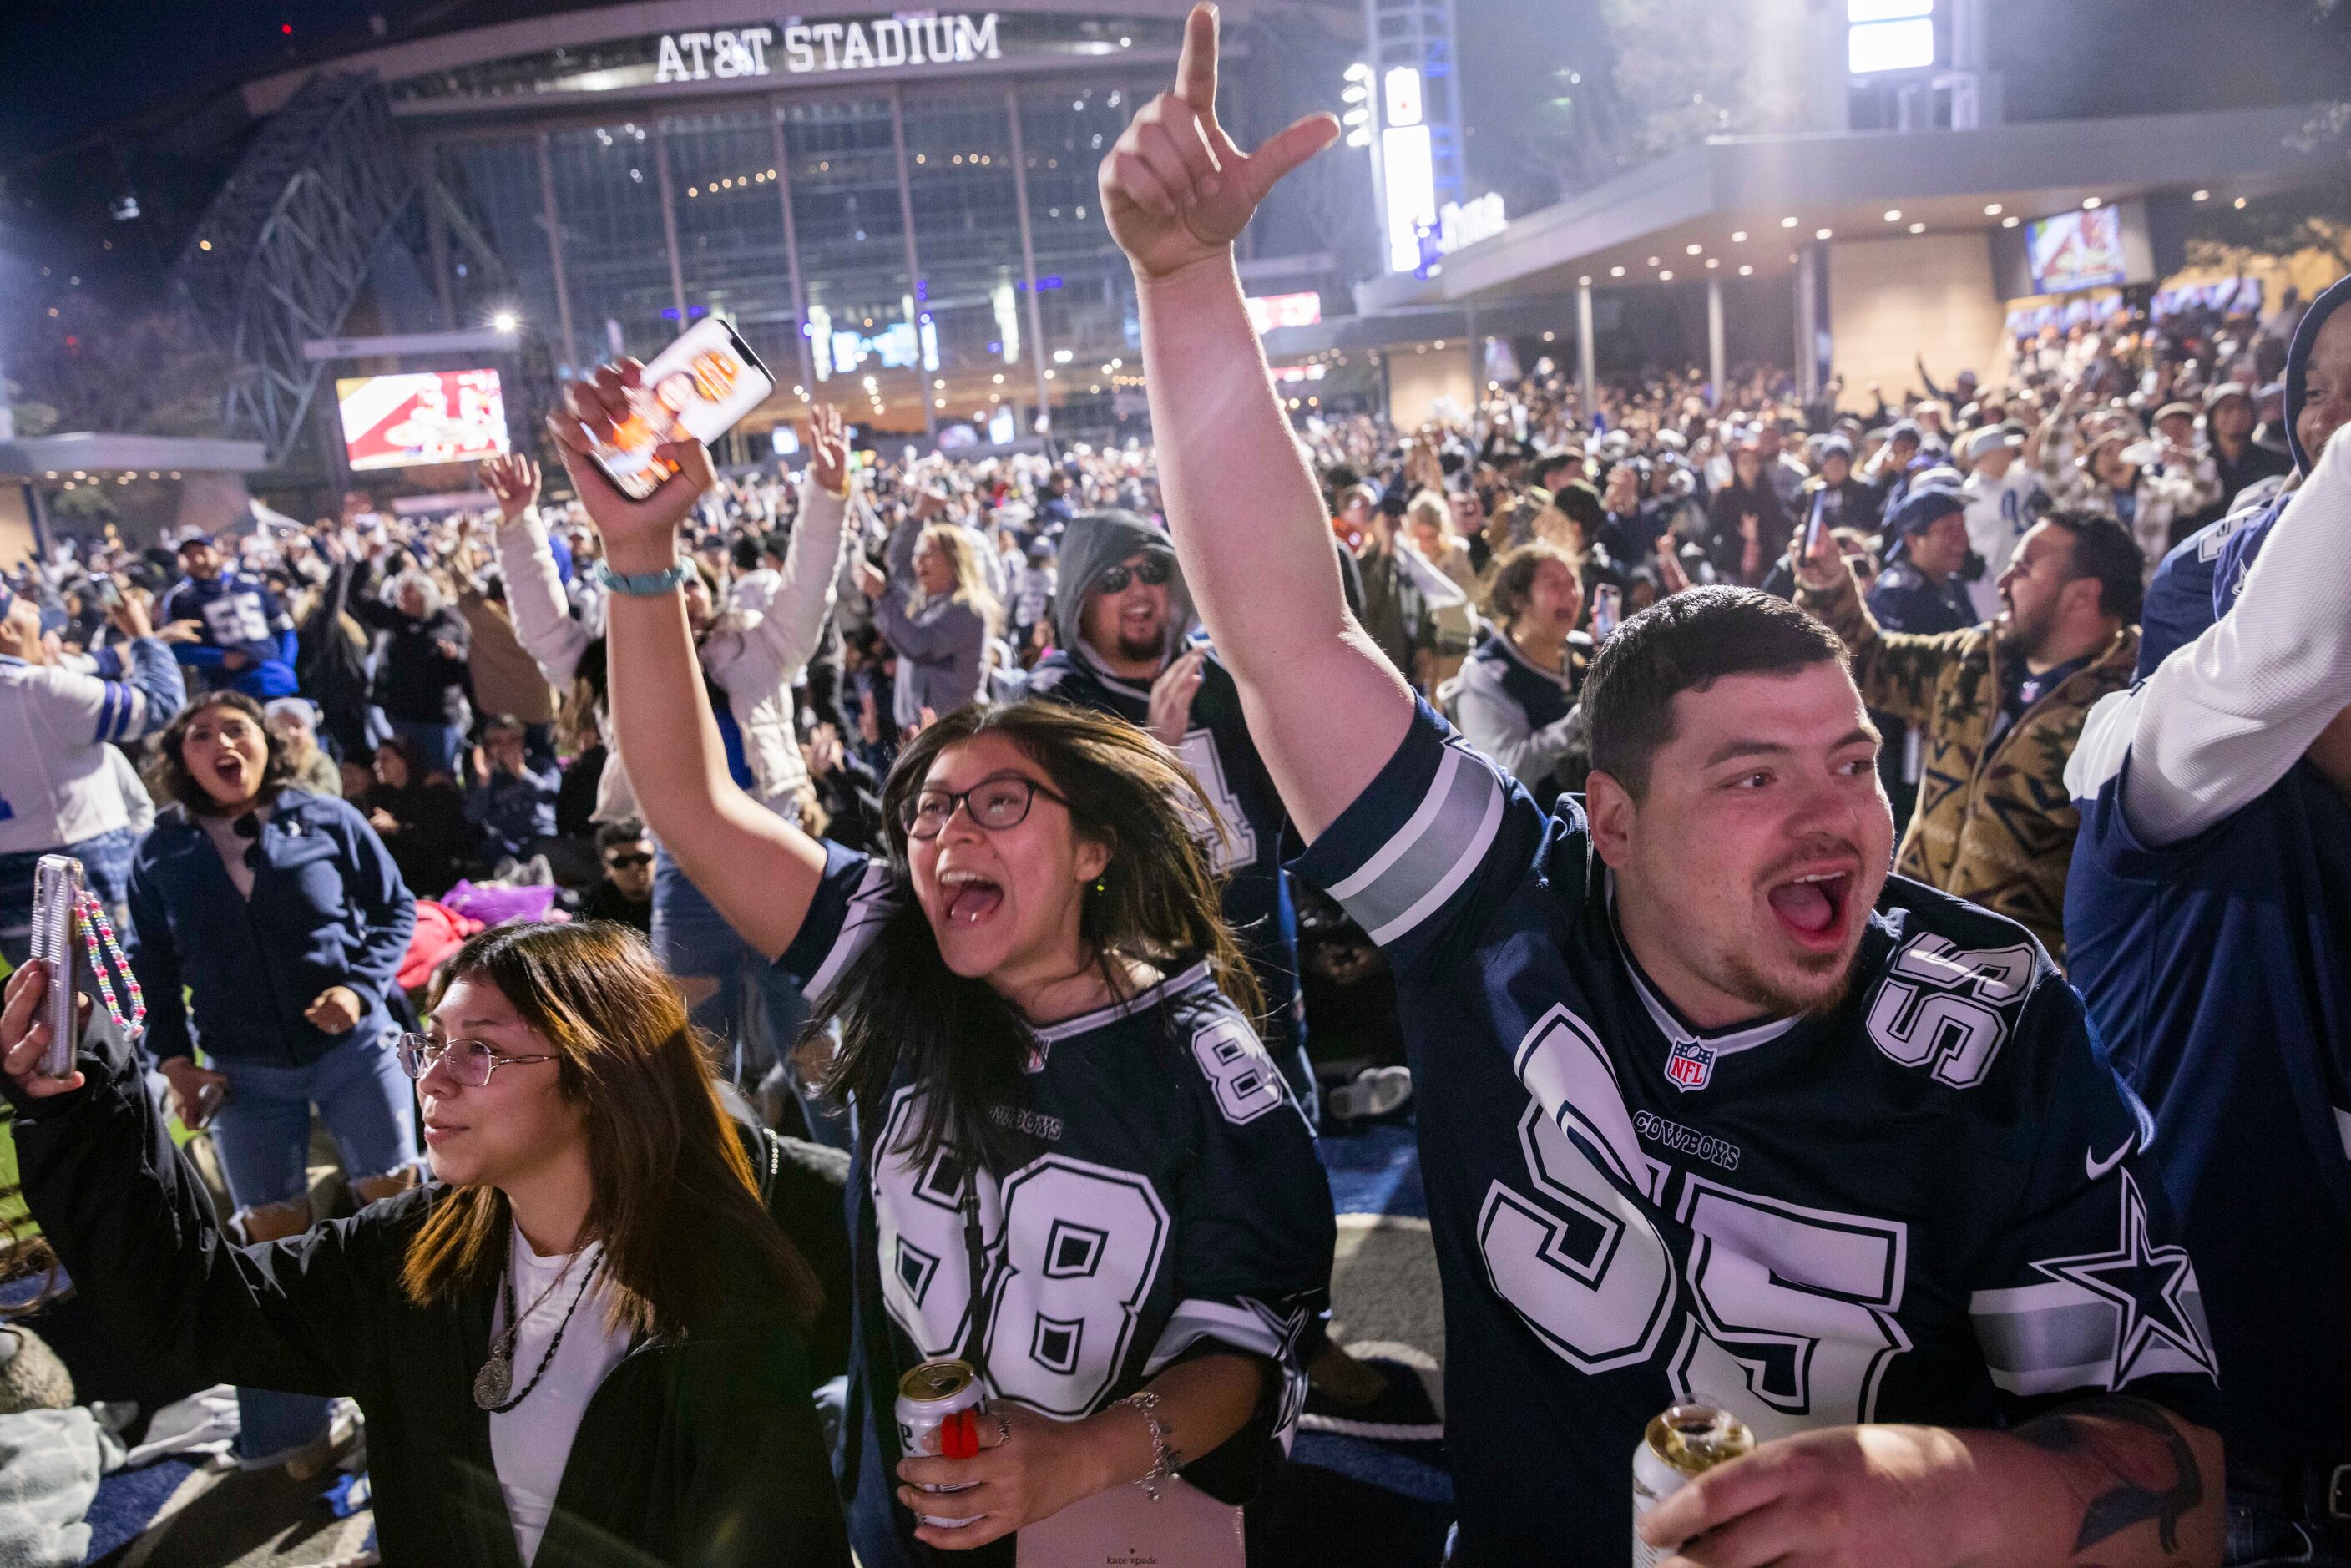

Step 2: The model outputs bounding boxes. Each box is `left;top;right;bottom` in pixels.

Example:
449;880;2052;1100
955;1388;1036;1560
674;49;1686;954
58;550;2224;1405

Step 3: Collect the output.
1766;869;1853;948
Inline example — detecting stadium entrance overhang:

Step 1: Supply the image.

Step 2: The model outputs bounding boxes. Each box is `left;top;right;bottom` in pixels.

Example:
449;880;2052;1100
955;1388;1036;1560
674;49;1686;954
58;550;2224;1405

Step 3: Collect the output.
1337;101;2343;416
0;436;271;562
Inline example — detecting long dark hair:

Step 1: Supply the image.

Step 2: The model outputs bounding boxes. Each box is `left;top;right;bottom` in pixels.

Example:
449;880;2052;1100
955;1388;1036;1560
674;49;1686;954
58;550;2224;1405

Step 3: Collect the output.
151;690;301;815
807;700;1264;1175
404;921;822;1337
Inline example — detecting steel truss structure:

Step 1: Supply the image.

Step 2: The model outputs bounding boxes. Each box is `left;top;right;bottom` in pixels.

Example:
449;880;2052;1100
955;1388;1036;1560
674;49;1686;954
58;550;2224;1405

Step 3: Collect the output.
170;74;417;465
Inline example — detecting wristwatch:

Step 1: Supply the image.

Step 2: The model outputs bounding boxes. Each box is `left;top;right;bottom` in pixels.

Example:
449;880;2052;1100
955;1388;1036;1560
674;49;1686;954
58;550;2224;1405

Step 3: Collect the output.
594;558;692;597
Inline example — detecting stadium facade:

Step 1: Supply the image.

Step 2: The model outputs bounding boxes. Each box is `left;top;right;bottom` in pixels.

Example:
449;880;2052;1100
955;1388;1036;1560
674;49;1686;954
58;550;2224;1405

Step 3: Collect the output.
225;0;1368;452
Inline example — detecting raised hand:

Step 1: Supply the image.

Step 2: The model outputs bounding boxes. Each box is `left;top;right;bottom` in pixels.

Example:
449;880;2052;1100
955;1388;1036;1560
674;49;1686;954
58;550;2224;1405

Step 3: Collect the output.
544;362;717;573
481;452;540;523
1098;3;1339;280
805;404;852;498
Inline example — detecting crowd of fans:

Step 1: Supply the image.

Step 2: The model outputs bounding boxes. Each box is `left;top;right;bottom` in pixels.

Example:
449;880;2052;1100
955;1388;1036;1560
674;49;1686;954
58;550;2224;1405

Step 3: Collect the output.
0;23;2343;1565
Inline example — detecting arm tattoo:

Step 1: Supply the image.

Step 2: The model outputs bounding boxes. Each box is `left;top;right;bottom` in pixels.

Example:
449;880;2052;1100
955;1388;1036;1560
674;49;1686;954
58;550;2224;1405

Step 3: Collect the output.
2015;1394;2203;1556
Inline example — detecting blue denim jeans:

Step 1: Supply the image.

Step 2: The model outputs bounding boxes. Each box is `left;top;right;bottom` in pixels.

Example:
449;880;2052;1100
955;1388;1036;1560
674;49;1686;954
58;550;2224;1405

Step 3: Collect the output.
2227;1494;2351;1567
652;847;809;1089
387;718;463;781
210;1029;417;1461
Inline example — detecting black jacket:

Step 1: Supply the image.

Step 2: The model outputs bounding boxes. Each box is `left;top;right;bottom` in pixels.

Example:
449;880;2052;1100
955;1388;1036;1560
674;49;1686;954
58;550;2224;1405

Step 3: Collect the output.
10;1029;852;1568
358;597;473;726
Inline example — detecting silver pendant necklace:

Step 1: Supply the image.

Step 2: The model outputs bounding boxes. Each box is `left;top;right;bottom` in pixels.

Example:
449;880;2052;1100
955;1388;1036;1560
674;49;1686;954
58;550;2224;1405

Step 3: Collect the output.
474;1241;603;1413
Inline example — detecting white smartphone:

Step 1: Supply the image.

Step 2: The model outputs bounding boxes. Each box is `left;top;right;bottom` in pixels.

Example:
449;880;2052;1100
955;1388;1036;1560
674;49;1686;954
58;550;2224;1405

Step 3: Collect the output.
589;317;776;501
28;857;84;1079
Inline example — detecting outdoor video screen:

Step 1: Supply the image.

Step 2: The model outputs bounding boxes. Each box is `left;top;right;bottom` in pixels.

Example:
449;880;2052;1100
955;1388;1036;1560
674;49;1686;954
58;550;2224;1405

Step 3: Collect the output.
337;370;511;471
2025;208;2128;296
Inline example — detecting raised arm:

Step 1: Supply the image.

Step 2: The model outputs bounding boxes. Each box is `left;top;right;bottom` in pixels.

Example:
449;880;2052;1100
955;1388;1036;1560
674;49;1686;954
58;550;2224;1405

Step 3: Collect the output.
2068;430;2351;843
545;368;827;961
483;453;594;689
1101;3;1408;839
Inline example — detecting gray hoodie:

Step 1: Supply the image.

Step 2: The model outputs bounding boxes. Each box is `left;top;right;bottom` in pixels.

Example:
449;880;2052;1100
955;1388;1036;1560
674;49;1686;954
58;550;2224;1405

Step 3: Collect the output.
1046;510;1195;662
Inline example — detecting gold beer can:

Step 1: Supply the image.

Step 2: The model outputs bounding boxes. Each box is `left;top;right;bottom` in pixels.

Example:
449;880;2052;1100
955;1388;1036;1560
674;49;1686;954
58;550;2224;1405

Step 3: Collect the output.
1631;1402;1756;1567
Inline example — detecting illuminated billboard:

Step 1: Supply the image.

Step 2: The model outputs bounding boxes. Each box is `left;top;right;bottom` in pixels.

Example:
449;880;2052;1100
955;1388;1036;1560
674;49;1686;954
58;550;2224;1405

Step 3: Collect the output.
337;370;510;470
1246;293;1323;334
2025;208;2129;296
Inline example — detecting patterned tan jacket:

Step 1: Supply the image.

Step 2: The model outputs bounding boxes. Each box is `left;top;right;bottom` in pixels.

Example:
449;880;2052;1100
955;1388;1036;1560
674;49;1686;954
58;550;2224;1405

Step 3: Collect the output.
1797;568;2139;961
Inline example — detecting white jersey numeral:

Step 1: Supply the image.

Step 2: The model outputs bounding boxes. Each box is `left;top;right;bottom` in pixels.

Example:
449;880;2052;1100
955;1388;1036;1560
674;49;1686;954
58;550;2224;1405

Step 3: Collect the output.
1176;728;1257;873
1670;1180;1911;1435
1190;1016;1287;1125
201;591;270;645
1478;1102;1676;1372
1865;934;2034;1090
870;1090;1170;1419
1480;1019;1915;1434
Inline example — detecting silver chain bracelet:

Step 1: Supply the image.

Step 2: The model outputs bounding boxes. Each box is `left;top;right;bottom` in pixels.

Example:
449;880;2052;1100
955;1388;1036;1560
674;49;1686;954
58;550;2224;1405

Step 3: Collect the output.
1115;1389;1181;1501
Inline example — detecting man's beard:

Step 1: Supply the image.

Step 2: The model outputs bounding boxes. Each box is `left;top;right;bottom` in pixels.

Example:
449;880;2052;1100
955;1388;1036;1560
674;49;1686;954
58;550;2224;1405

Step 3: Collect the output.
1718;943;1859;1021
2001;599;2054;664
1115;623;1163;663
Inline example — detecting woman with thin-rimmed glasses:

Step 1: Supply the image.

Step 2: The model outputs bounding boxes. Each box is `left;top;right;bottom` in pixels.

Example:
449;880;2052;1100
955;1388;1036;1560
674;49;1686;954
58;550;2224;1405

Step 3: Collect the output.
0;919;850;1568
552;364;1333;1567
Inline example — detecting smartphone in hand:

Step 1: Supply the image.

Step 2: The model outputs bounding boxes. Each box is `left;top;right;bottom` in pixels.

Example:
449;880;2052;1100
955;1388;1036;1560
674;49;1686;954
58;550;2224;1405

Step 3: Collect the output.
28;857;83;1079
589;317;776;500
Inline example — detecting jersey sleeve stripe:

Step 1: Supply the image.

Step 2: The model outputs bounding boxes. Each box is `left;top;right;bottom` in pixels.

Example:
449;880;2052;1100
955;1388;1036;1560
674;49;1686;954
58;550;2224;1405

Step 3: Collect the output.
1325;743;1505;947
1968;1280;2214;1395
93;685;120;743
1140;1297;1299;1375
801;859;898;1005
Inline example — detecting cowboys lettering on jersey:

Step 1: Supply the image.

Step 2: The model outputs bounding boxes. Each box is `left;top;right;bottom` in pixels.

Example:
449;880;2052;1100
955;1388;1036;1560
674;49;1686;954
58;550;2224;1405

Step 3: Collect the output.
1294;701;2220;1567
776;841;1332;1568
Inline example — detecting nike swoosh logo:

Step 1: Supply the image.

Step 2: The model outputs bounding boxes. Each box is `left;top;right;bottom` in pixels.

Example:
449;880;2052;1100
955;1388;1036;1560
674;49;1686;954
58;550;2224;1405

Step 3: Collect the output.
2085;1136;2134;1181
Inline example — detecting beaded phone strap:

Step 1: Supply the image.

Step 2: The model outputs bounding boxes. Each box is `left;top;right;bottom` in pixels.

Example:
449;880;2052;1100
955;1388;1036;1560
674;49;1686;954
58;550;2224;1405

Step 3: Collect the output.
72;892;145;1042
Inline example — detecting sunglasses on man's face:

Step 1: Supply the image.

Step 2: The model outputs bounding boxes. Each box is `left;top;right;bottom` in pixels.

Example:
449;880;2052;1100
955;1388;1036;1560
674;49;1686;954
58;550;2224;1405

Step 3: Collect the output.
1094;555;1170;596
604;852;653;870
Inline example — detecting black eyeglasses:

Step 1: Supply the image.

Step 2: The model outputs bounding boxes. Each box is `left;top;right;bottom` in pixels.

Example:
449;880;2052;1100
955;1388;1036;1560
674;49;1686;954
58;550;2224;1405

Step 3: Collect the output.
902;772;1069;840
604;852;653;870
1095;555;1170;596
394;1034;558;1088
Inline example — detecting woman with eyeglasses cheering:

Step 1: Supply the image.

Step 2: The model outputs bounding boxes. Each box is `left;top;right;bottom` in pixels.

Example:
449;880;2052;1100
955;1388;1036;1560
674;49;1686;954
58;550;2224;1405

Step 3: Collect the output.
0;919;851;1568
121;687;420;1475
549;362;1332;1568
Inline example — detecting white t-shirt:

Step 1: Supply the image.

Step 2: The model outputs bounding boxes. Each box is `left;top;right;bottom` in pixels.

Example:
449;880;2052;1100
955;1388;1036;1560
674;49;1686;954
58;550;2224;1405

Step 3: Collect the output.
488;1230;633;1567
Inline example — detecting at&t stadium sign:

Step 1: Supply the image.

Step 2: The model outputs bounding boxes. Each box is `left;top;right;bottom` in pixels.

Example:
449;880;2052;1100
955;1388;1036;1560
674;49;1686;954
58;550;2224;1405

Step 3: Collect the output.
653;15;1004;82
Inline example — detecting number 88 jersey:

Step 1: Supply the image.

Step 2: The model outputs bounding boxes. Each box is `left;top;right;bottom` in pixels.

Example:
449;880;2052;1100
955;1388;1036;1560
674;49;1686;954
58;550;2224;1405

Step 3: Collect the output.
1292;701;2222;1568
775;841;1335;1568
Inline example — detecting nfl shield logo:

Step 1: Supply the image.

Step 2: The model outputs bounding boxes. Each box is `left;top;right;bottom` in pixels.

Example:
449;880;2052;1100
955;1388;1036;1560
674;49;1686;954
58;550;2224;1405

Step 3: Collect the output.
1665;1039;1716;1092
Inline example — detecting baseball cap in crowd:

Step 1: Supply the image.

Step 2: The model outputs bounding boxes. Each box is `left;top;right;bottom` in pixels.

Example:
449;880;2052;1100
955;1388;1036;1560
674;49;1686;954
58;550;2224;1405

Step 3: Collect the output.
0;584;70;639
1817;434;1855;463
263;696;321;731
1964;426;2025;463
1885;420;1924;447
2153;401;2200;428
1888;486;1967;537
2202;382;2252;415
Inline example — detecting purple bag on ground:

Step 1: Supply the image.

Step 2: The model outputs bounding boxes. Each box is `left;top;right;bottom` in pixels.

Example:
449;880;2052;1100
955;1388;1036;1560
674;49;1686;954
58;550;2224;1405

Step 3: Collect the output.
438;879;560;927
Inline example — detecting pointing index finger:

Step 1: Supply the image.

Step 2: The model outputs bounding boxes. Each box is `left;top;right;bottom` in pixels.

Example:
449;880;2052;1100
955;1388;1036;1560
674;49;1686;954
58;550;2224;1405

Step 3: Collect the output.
1175;3;1219;116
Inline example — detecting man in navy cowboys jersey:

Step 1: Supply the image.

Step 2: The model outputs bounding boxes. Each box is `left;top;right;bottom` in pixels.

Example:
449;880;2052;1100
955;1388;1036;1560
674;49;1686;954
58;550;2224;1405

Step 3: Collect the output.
1101;12;2225;1566
156;535;299;701
1023;509;1312;1108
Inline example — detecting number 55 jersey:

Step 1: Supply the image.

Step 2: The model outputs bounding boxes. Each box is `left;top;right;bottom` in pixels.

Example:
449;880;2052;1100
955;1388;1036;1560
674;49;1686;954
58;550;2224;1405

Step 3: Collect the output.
1292;701;2221;1568
777;841;1336;1568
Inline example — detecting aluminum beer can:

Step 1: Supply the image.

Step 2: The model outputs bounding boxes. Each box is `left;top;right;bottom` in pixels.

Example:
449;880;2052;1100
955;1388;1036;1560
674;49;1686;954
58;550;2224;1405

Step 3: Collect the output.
1631;1402;1756;1568
896;1358;988;1529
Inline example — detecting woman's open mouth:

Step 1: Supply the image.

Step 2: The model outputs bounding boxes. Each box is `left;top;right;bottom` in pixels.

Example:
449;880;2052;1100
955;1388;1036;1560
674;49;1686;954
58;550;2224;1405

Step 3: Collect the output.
1766;869;1853;951
939;869;1004;928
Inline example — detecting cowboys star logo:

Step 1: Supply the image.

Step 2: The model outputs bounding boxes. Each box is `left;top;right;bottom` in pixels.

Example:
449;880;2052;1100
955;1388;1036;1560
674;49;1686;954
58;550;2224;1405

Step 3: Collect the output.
2030;1169;2215;1386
